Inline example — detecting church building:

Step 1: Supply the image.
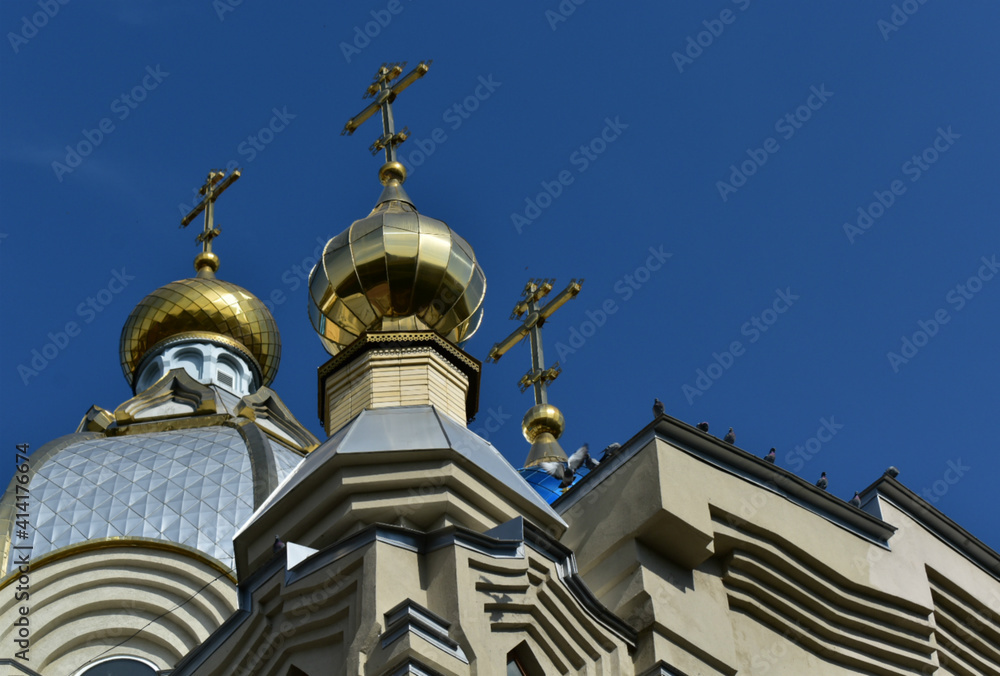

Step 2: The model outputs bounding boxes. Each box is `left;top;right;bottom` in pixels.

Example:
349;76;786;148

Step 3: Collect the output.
2;62;998;676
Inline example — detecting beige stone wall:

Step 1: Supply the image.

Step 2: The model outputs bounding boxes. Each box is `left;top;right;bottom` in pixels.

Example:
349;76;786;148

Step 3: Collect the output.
14;418;991;675
186;532;634;676
871;498;1000;675
323;348;470;435
558;430;1000;675
0;544;237;676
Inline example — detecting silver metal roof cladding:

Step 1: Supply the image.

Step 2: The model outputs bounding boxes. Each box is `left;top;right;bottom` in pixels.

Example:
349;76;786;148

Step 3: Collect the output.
239;405;565;536
7;427;302;573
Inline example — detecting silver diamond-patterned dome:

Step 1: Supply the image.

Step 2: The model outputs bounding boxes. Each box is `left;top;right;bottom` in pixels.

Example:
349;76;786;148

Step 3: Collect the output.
308;183;486;356
3;427;302;573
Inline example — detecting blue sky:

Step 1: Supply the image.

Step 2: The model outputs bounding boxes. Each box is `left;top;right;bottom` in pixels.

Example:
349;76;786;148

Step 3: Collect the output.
2;1;998;552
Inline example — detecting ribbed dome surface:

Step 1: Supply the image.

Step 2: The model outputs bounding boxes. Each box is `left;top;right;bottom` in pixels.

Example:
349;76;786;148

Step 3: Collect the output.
308;195;486;356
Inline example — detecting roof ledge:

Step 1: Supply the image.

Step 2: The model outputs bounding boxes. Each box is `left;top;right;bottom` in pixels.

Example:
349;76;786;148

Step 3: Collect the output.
556;413;897;545
862;473;1000;580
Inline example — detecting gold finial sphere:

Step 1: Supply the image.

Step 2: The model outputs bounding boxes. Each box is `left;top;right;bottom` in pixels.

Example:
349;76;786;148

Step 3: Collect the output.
379;161;407;185
521;403;565;443
194;251;220;274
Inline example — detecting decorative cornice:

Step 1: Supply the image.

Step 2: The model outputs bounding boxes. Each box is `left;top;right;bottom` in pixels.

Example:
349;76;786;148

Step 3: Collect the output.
381;599;469;664
235;386;319;453
0;536;236;592
519;519;640;643
114;368;220;426
107;413;232;437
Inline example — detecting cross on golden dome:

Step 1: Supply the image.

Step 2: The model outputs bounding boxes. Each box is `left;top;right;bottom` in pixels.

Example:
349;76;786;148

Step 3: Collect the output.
341;60;432;164
488;278;584;406
489;278;584;468
180;169;241;276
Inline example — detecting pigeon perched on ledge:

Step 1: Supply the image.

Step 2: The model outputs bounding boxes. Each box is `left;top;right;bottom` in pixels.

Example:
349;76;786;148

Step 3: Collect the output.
724;428;735;444
273;535;285;553
850;491;862;508
764;448;776;464
697;422;710;432
816;472;828;490
600;442;622;459
653;398;665;417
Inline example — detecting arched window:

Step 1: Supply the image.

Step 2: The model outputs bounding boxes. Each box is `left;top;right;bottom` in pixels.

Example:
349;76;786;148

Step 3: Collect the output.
136;358;163;392
216;355;240;392
77;656;157;676
174;349;203;381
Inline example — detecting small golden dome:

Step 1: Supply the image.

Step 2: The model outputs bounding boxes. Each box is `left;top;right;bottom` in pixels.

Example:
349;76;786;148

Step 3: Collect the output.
120;277;281;388
521;403;565;442
308;181;486;356
521;403;568;467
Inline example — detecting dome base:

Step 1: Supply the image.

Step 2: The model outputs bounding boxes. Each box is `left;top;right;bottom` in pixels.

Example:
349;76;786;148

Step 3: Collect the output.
318;331;481;436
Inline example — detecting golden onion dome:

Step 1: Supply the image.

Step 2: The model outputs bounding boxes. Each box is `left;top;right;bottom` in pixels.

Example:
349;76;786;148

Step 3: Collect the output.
308;163;486;356
120;274;281;389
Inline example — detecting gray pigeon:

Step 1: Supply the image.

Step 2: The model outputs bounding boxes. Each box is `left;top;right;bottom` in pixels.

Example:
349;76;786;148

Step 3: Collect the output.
601;442;622;459
764;448;776;464
653;398;665;417
724;428;735;444
816;472;828;490
886;466;900;478
697;422;710;432
273;535;285;553
850;491;861;508
568;443;596;472
540;461;574;488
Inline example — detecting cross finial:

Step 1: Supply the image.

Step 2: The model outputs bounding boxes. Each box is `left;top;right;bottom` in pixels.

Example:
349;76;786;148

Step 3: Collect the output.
341;60;432;167
487;278;584;405
180;169;241;277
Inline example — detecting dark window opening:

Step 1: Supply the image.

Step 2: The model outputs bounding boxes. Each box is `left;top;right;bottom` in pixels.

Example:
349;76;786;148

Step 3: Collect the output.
79;657;157;676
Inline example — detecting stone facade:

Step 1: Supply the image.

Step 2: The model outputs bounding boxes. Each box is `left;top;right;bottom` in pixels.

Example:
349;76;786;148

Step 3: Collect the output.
2;369;998;675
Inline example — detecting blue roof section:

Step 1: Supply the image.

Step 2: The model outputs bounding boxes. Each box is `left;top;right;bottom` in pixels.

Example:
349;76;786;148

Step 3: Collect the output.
519;465;595;504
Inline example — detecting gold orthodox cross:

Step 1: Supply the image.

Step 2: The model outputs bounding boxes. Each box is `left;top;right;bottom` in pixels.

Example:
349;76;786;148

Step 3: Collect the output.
341;60;432;163
488;279;583;405
180;169;242;256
